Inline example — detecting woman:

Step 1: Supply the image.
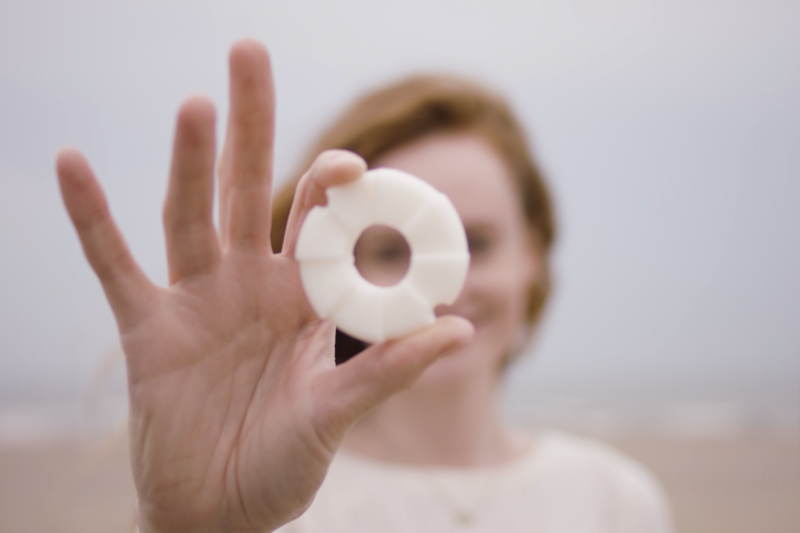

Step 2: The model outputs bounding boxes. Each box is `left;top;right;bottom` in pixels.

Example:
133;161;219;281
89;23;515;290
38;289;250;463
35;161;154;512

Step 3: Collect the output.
55;40;670;533
270;58;671;533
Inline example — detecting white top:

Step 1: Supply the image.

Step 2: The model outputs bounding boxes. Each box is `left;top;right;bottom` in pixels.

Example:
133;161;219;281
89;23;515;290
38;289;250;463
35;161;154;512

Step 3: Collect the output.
277;430;673;533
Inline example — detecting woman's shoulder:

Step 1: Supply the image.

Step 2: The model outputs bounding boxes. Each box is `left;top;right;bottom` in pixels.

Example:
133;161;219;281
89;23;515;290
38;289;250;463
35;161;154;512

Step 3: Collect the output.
530;430;673;531
534;430;649;472
531;430;662;492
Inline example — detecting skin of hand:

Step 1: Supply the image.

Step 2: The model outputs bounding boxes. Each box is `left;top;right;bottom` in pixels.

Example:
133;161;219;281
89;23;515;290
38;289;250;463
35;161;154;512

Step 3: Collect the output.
55;39;473;533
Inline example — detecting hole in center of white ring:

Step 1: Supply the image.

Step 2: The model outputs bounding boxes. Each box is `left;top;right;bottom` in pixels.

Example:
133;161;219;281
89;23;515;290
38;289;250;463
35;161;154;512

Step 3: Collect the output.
353;224;411;287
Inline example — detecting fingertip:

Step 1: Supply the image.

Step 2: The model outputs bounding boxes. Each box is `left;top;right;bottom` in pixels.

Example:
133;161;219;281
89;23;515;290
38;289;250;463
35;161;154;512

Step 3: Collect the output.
229;38;271;69
55;147;92;188
387;314;473;358
55;146;85;172
55;145;79;160
54;148;106;228
334;150;368;177
178;95;216;125
175;97;217;149
434;314;475;349
438;314;475;337
312;150;367;188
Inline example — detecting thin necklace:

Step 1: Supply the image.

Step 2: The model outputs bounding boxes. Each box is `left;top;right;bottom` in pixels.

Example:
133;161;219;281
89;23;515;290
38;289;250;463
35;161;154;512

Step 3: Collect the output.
359;422;534;528
420;438;535;527
422;463;509;526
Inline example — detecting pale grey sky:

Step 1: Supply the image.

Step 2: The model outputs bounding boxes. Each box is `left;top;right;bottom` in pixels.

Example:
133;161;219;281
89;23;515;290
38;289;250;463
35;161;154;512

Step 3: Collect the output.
1;1;798;418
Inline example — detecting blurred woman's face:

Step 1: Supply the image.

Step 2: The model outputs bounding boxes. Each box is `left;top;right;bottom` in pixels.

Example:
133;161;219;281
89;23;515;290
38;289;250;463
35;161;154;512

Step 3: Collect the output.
356;132;541;384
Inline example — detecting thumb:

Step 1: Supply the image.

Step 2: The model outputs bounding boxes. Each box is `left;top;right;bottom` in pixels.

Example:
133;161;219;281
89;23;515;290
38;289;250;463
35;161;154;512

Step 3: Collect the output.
311;316;474;444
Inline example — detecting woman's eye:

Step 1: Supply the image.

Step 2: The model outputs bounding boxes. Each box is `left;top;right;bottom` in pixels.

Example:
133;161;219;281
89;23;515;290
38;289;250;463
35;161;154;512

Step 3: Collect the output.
468;236;492;256
354;225;412;269
373;246;408;262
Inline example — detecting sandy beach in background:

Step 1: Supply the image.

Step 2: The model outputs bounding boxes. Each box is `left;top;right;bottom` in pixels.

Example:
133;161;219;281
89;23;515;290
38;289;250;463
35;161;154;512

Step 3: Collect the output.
1;431;798;533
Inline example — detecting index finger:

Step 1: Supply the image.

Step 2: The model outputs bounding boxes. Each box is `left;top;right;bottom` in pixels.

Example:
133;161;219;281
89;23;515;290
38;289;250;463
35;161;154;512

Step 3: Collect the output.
281;150;367;257
223;39;275;252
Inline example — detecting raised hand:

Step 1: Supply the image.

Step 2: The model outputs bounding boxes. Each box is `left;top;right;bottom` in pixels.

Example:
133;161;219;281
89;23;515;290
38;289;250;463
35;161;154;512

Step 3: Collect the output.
56;39;472;533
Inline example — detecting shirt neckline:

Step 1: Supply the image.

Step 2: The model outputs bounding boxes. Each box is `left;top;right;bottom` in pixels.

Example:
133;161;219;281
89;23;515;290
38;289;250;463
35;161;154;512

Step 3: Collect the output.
334;429;551;479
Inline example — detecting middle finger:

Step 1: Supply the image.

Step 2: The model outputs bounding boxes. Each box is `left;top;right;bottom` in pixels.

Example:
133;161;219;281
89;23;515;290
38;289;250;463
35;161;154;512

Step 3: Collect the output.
223;39;275;252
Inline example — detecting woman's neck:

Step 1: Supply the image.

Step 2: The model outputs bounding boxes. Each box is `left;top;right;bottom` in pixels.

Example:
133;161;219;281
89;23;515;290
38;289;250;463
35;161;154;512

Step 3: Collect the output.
341;370;528;468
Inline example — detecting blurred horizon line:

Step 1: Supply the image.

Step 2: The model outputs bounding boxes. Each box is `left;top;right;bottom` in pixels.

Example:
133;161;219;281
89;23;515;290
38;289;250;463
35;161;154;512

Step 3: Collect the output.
1;396;797;448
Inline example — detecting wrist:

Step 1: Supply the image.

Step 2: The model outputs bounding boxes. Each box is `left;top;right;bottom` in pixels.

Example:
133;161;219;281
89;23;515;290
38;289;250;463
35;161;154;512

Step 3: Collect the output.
134;499;278;533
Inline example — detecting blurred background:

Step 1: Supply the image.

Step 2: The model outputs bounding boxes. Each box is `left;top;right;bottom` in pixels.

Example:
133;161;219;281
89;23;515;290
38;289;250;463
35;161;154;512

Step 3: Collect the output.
0;1;798;532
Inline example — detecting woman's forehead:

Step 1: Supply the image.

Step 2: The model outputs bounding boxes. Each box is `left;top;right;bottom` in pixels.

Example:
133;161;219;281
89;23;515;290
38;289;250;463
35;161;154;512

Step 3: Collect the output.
373;132;522;225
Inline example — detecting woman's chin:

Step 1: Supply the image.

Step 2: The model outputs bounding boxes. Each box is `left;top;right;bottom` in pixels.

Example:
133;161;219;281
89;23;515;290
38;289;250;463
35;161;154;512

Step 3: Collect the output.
413;335;505;388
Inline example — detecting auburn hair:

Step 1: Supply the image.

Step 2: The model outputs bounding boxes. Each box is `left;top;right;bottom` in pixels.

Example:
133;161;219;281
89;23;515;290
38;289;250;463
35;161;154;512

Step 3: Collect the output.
271;75;556;362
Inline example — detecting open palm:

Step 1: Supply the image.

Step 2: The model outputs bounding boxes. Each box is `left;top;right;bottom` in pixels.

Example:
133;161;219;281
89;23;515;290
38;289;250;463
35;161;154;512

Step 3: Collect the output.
56;40;472;533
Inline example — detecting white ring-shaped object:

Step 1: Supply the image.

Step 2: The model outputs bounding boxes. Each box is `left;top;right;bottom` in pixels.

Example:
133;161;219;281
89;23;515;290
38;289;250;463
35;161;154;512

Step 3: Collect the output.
295;167;470;344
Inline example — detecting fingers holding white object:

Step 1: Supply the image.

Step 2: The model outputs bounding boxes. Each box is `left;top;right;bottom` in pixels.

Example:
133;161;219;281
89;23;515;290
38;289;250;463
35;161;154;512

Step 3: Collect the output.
56;148;157;329
281;150;368;257
295;168;471;343
313;315;474;443
57;38;481;533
